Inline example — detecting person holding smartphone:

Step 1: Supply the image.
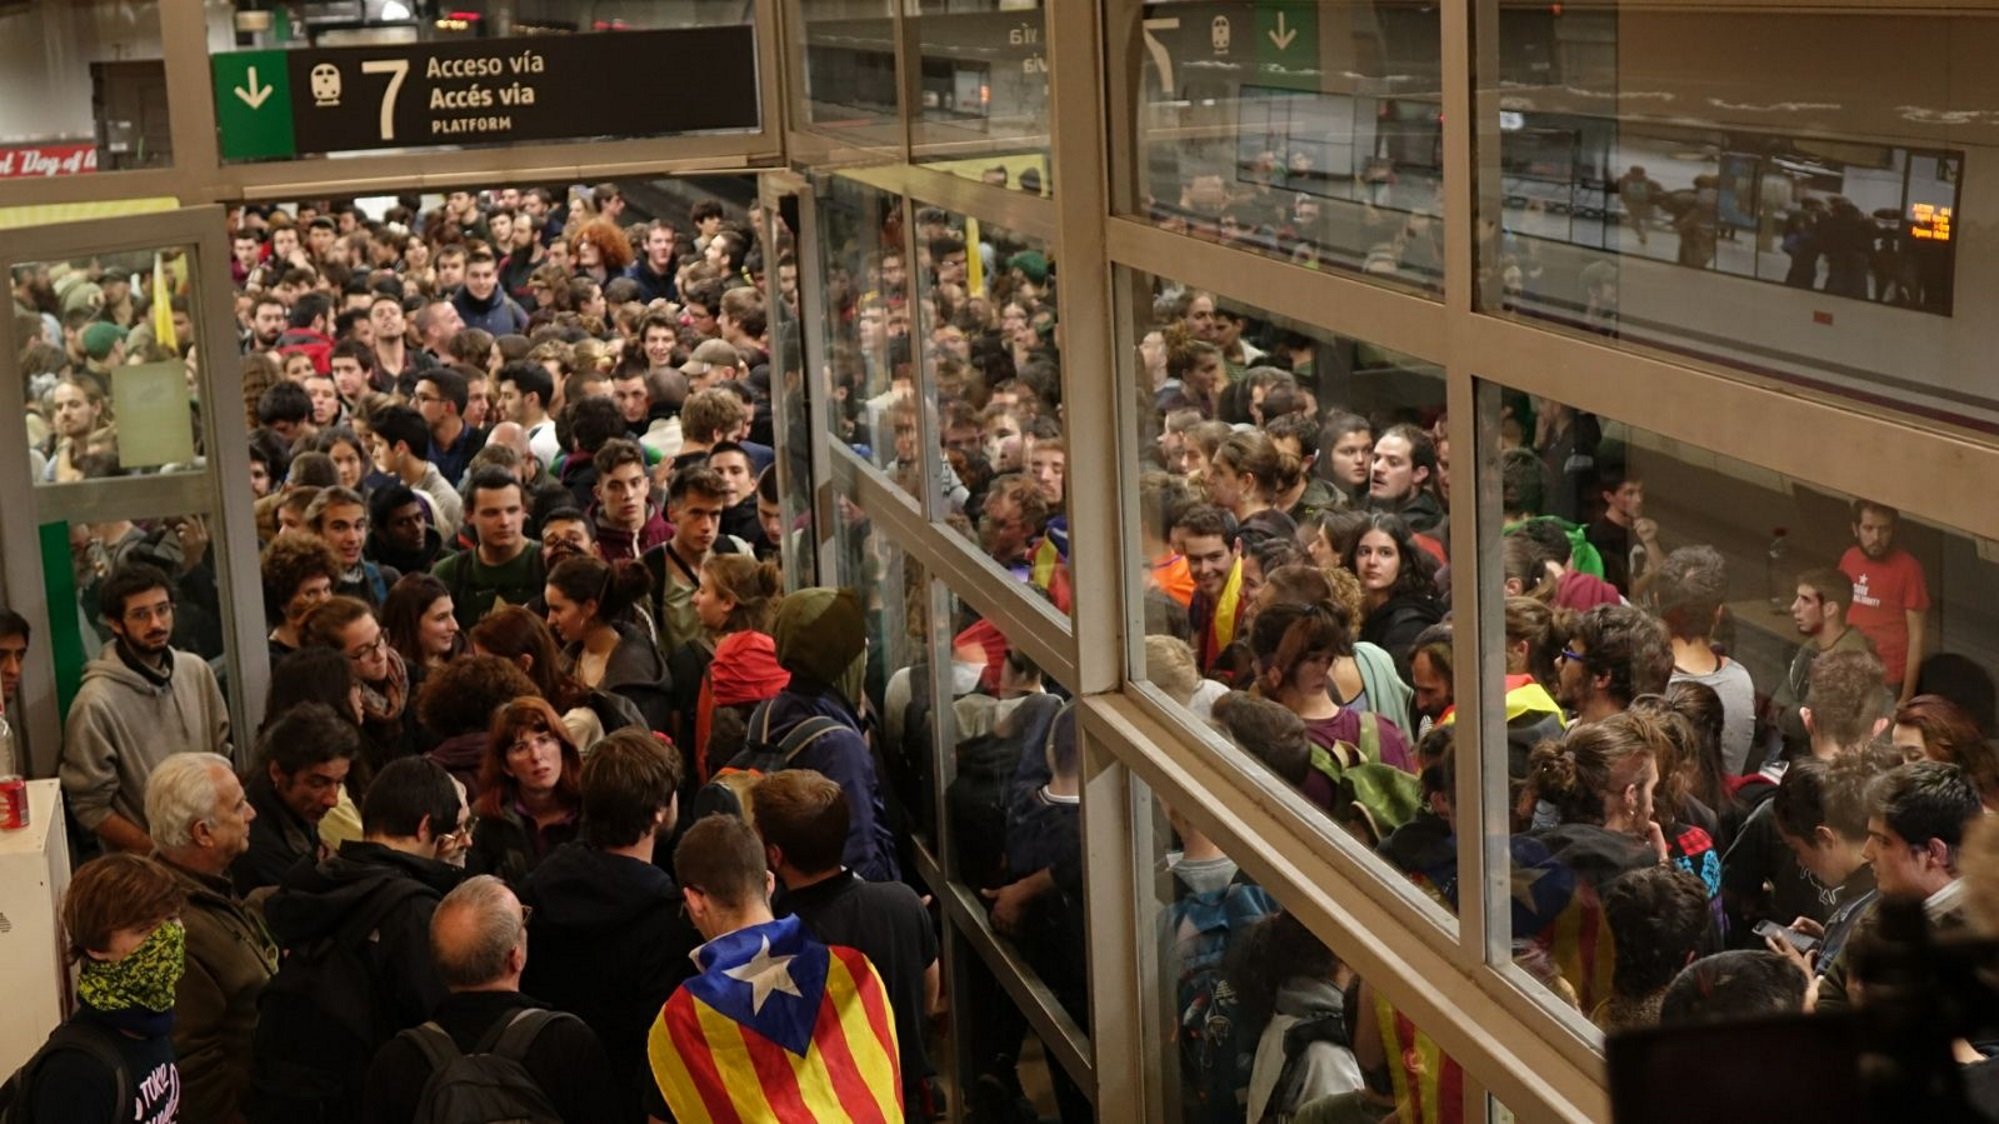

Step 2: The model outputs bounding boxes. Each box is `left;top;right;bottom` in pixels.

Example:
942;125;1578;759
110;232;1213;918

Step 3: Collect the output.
1766;748;1901;977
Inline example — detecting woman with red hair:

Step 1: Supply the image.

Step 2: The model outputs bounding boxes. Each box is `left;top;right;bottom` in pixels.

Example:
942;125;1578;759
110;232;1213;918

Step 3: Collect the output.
568;218;633;284
468;696;584;885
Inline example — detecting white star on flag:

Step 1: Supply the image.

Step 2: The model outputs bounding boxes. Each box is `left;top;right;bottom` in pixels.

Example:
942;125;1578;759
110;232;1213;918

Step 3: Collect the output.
723;935;802;1014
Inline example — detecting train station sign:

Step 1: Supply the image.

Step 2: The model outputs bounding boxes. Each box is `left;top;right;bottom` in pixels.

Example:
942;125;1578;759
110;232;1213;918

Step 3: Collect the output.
212;26;759;162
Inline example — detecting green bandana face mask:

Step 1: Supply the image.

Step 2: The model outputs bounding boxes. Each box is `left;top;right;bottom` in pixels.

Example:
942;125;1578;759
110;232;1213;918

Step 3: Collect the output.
78;919;185;1014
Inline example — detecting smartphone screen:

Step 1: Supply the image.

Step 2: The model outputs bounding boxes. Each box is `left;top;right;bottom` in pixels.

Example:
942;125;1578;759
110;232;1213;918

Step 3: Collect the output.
1755;920;1821;954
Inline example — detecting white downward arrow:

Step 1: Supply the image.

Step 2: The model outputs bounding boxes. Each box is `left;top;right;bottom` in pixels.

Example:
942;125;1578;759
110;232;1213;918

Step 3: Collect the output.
235;67;273;110
1268;12;1297;49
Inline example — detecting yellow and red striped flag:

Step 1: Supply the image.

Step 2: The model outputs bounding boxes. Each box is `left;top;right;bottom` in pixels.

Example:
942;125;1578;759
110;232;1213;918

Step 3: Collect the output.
649;914;903;1122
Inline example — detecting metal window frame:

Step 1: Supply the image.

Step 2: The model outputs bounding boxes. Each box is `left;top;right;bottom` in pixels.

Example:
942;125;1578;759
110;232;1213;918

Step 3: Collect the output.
0;205;266;770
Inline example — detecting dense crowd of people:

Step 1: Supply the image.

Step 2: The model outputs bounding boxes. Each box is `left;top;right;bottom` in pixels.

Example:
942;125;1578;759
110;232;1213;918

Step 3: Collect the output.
6;173;1999;1124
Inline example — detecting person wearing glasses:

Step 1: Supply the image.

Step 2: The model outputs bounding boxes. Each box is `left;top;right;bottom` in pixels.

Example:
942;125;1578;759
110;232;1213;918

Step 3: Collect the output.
303;596;418;759
1553;604;1674;728
61;562;232;856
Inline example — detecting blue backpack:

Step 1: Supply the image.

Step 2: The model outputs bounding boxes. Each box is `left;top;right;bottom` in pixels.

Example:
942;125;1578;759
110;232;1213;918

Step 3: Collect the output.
1166;871;1277;1124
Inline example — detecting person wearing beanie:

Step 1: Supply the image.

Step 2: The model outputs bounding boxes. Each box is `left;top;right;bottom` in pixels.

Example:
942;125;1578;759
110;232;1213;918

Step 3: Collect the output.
756;588;900;882
81;321;128;383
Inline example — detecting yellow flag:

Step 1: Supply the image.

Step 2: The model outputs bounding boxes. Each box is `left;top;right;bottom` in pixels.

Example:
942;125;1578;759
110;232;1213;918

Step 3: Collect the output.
964;216;984;298
152;253;178;354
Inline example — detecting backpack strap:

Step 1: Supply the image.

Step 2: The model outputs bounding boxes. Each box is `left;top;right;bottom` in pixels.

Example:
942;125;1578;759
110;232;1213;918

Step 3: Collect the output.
403;1021;464;1076
27;1019;132;1121
643;547;669;629
1355;711;1381;763
483;1008;571;1062
777;716;847;764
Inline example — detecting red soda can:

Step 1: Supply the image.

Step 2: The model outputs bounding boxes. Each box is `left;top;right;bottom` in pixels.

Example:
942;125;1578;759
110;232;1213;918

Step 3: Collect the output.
0;776;27;831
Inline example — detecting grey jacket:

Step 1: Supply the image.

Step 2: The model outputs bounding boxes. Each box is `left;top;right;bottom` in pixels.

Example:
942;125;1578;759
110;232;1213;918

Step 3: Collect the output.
60;643;230;831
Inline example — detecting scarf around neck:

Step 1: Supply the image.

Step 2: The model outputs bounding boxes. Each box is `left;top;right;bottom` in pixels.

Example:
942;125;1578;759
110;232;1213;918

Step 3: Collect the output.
361;645;409;722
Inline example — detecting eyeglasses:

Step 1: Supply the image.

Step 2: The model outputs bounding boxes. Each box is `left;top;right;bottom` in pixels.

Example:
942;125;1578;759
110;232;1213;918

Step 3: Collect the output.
345;633;388;662
1560;647;1589;666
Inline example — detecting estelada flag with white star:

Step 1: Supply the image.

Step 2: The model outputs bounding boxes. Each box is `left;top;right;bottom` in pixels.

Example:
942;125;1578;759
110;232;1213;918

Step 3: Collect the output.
648;913;903;1122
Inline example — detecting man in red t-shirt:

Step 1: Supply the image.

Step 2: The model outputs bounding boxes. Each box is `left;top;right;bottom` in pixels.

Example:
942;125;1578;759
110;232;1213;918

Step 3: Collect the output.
1837;499;1929;702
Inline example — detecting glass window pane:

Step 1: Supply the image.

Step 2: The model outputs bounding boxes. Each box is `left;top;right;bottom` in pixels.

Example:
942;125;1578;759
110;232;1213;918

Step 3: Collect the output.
1118;0;1443;293
1474;378;1997;1036
793;0;900;132
0;0;168;172
910;204;1067;616
943;649;1091;1116
21;248;207;484
766;195;818;588
1134;775;1466;1123
815;177;919;496
911;1;1052;195
1121;264;1453;905
1479;8;1995;428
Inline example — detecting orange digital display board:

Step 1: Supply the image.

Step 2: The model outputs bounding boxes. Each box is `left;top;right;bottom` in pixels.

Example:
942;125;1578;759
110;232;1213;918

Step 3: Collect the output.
1911;202;1953;242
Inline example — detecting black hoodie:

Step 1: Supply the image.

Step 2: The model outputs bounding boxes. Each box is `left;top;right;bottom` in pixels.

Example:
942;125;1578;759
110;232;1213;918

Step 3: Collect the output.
245;841;459;1123
519;841;700;1122
366;523;443;576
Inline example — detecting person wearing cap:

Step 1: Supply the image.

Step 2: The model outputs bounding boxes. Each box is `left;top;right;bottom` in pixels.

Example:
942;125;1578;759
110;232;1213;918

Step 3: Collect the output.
753;588;900;883
679;338;742;393
80;321;128;384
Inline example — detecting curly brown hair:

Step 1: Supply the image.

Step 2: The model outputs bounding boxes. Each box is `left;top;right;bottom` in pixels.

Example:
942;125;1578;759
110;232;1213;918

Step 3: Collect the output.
416;653;540;738
260;529;341;616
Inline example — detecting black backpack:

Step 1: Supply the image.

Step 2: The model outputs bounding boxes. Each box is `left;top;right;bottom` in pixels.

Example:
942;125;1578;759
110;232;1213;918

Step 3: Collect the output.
247;876;435;1114
400;1008;572;1124
947;694;1063;890
1257;1011;1352;1123
0;1019;129;1124
690;700;846;828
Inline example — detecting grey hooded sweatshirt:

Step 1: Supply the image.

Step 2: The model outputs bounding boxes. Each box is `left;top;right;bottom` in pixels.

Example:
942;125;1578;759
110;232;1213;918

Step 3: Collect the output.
60;642;230;832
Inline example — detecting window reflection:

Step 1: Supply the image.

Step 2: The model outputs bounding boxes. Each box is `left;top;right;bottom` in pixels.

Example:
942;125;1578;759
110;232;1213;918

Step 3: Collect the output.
910;2;1052;189
1465;378;1999;1045
1125;0;1443;290
1481;5;1996;428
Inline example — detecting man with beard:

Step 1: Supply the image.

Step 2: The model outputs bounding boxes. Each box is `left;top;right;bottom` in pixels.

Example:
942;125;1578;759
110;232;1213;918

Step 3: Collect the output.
1840;500;1930;703
61;563;231;854
366;483;444;576
1366;423;1448;538
1554;604;1673;725
247;295;287;354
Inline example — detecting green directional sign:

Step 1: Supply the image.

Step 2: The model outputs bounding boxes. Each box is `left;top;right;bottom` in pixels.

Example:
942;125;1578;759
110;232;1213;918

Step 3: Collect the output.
1255;0;1320;92
212;50;297;161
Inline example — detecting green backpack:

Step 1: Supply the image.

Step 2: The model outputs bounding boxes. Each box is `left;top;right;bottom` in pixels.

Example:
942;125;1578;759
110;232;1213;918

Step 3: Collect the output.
1305;712;1423;845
